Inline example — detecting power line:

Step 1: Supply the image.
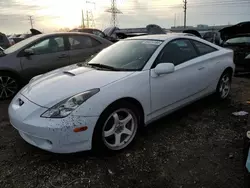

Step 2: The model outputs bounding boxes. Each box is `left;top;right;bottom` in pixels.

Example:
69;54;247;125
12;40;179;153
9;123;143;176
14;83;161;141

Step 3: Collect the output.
119;0;249;11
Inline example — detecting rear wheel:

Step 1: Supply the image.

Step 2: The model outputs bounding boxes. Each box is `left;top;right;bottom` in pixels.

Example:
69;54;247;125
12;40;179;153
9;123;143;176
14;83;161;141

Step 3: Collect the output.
92;101;140;153
0;72;19;100
216;71;232;99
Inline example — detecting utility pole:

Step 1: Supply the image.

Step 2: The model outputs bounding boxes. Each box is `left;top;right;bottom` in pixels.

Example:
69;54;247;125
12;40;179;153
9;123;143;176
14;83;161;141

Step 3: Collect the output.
28;15;34;29
105;0;122;27
174;13;176;27
85;1;95;28
86;11;89;28
183;0;187;28
82;10;85;28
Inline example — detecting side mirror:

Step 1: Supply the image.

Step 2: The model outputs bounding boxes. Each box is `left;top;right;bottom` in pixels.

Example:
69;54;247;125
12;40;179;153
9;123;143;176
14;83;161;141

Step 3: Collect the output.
24;48;34;56
154;63;175;75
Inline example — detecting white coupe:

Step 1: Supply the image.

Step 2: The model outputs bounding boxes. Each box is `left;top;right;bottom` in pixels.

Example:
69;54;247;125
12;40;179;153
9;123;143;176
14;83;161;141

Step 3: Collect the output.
8;34;234;153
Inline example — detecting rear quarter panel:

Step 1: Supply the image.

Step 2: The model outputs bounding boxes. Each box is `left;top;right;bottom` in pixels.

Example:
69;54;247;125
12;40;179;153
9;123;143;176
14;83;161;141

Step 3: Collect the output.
212;48;235;88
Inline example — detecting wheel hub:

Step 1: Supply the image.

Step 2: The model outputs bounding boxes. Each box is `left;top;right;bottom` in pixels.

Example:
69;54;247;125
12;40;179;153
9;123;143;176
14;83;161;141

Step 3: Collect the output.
115;123;124;133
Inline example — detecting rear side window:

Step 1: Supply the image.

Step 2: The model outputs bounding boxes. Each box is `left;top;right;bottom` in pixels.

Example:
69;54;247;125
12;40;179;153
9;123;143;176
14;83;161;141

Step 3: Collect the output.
69;35;101;50
192;40;217;55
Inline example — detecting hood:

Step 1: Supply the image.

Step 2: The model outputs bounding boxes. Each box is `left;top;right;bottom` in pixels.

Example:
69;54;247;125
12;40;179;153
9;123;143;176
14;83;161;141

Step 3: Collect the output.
219;22;250;41
20;64;134;107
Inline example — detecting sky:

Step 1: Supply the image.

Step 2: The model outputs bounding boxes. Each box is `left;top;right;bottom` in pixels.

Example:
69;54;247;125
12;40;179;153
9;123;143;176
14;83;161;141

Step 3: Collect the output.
0;0;249;34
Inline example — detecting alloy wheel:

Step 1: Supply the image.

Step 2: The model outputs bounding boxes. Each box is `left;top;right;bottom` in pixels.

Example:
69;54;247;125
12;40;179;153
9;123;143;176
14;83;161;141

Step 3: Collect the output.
0;76;18;99
102;108;138;150
219;74;231;99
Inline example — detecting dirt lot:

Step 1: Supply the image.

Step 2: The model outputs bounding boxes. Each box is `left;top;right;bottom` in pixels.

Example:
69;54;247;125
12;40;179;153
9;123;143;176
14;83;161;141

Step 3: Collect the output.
0;75;250;188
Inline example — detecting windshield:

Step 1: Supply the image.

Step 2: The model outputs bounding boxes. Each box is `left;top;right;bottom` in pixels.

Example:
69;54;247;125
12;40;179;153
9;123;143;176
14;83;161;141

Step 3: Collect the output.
84;39;162;71
4;35;42;54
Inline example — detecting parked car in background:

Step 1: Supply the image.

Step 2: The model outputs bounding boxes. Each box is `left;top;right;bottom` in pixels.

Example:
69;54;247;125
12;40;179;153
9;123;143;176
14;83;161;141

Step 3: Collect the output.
222;34;250;72
8;34;234;154
9;37;24;44
0;32;11;49
220;22;250;73
202;31;221;45
70;28;117;42
0;32;112;100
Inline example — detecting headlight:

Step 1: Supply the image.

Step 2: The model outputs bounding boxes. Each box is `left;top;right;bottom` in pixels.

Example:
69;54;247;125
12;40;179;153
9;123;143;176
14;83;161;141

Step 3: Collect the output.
41;88;100;118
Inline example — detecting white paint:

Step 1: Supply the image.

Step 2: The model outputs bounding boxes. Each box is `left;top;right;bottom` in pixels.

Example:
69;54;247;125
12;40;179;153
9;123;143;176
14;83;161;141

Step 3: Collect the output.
8;35;235;153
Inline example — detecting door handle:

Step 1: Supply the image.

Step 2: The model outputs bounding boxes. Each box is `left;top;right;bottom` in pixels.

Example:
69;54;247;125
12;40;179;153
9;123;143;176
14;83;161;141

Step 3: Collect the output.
198;67;205;70
58;54;68;59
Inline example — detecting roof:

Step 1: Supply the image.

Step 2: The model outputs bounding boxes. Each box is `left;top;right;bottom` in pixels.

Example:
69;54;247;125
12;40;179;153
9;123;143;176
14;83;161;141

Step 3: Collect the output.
125;33;195;41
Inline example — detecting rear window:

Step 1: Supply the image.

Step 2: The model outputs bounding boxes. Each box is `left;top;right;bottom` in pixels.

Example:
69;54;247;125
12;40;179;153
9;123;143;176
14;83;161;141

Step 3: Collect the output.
192;40;217;55
226;36;250;44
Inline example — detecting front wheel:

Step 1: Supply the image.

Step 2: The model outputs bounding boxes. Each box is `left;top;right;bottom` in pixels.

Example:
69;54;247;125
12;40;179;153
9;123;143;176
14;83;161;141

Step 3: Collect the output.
0;73;20;100
216;71;232;99
92;102;139;153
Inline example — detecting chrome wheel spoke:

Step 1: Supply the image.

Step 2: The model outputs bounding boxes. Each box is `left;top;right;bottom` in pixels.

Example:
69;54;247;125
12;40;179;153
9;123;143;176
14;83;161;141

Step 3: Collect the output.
113;113;120;125
104;125;115;137
120;114;132;125
114;133;122;147
6;87;15;94
122;127;132;136
3;89;8;98
0;77;3;84
0;89;4;98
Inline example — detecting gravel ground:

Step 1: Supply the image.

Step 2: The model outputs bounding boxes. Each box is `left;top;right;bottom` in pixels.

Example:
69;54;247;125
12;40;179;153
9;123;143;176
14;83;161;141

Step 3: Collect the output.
0;75;250;188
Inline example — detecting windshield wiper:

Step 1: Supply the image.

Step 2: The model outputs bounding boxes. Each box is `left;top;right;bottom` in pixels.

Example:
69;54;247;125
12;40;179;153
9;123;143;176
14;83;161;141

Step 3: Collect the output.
87;63;119;71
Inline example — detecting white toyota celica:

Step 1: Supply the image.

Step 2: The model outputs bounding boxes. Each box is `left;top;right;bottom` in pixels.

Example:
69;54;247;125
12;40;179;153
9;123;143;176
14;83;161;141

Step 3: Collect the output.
8;34;234;153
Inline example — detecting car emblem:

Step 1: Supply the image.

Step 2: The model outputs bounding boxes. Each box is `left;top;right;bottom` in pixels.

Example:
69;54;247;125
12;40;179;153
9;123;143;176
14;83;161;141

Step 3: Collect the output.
18;98;24;106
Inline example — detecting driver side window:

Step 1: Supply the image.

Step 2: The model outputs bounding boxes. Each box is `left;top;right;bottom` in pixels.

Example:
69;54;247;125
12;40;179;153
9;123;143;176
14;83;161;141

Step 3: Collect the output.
30;36;65;55
154;39;198;67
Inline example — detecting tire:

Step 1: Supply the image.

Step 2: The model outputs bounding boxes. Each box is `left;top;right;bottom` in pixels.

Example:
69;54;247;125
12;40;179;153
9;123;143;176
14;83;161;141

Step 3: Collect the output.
215;70;232;100
0;72;20;101
92;101;140;153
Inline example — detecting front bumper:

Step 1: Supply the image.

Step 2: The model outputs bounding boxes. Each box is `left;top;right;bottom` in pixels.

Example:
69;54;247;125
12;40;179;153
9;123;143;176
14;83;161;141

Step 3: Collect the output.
8;94;99;153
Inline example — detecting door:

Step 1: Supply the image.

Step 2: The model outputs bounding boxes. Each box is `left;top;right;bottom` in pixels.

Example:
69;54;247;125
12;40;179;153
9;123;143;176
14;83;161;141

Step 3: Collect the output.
150;39;207;119
191;39;219;86
20;35;69;80
68;35;103;64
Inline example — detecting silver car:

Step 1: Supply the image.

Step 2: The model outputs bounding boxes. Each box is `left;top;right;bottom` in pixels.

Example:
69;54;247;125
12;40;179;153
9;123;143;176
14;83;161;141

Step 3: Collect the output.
0;32;112;100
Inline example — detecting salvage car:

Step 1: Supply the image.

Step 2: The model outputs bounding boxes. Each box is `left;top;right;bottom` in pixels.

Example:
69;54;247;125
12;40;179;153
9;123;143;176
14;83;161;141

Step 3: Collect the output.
70;28;117;42
0;32;112;100
0;32;11;49
222;34;250;72
220;22;250;72
8;34;234;154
